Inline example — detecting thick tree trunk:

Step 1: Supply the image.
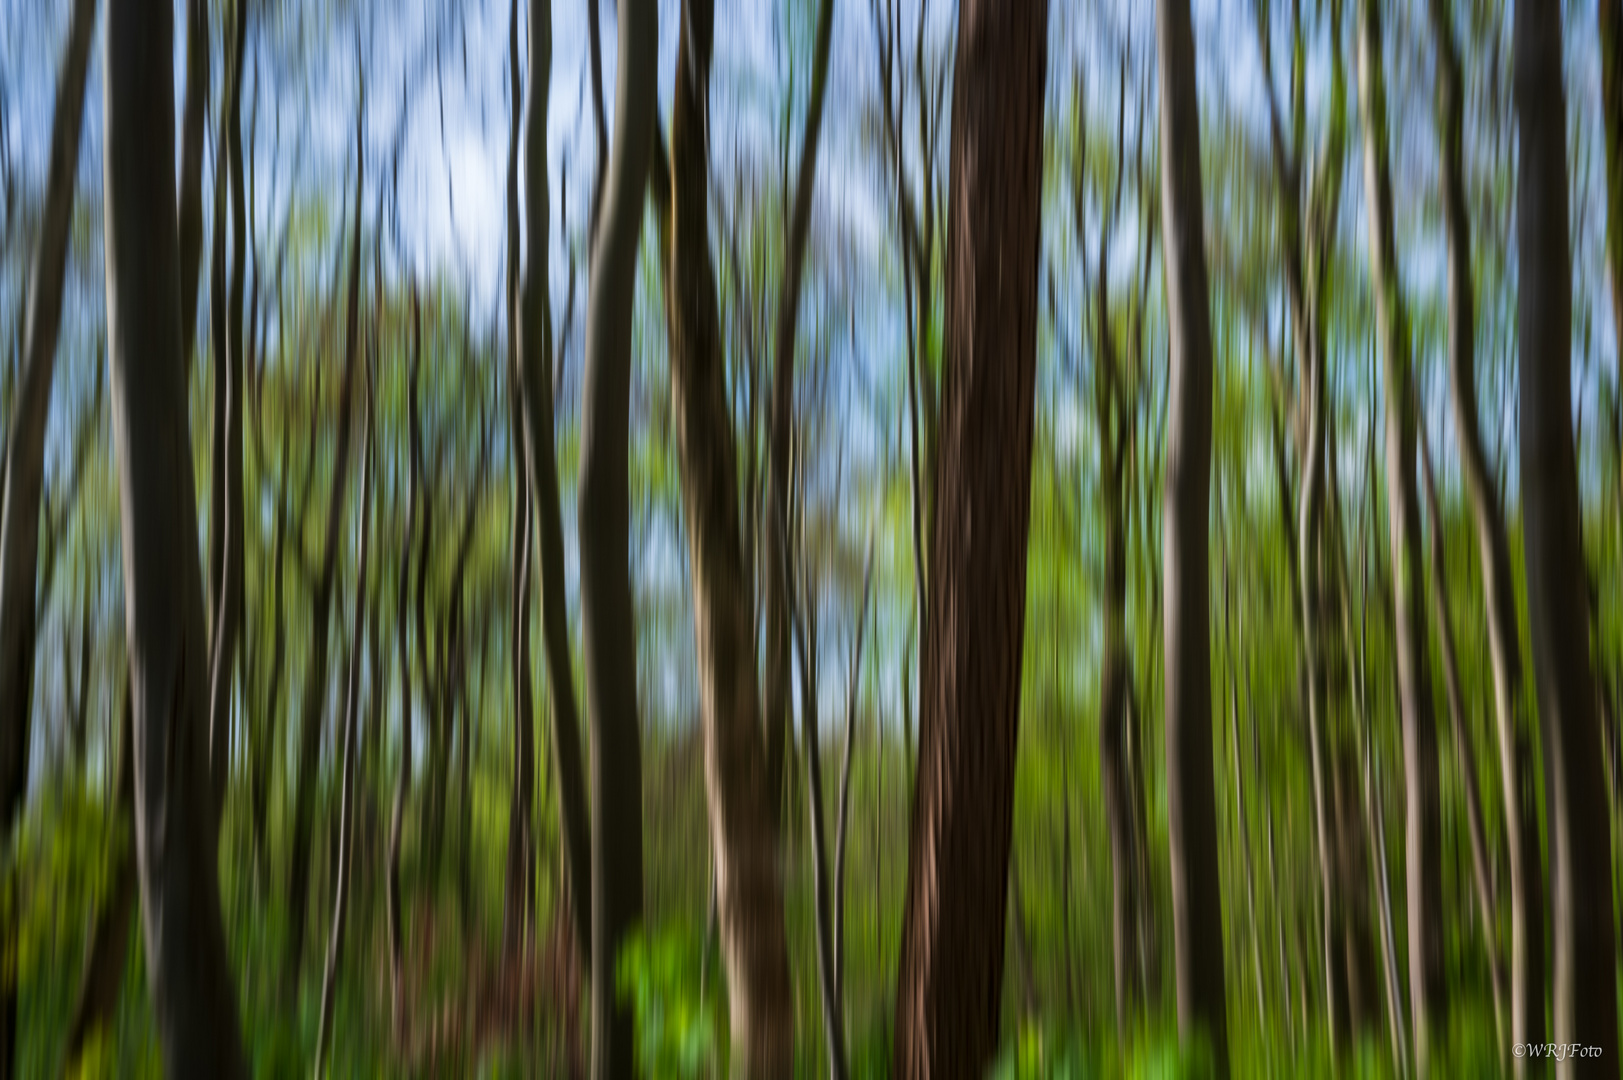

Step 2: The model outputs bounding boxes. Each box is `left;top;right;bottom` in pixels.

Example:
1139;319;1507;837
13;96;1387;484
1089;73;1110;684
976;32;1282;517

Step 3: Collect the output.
1156;0;1230;1072
102;1;246;1070
516;0;591;966
578;0;656;1070
892;1;1048;1073
1515;3;1621;1074
1429;1;1546;1066
1357;1;1446;1064
653;0;796;1073
286;84;366;997
0;0;97;1063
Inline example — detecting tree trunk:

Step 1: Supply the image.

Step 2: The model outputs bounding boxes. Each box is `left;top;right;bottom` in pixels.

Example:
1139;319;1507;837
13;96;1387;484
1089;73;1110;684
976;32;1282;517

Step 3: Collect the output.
1156;0;1230;1072
102;1;247;1070
578;0;656;1070
652;1;797;1073
761;0;834;808
1220;532;1266;1035
1515;3;1621;1073
177;0;209;362
892;1;1048;1073
1601;0;1623;373
315;399;374;1071
209;0;249;817
0;0;97;1062
1429;1;1547;1066
387;291;422;1035
286;80;366;997
62;694;136;1074
516;0;592;967
1357;0;1446;1064
501;0;537;960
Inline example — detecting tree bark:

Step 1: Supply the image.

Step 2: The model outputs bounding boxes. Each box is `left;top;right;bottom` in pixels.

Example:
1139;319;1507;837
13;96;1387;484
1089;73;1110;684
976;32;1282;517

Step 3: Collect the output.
892;1;1048;1073
315;402;375;1071
387;289;423;1035
1418;419;1507;1056
651;0;796;1072
578;0;656;1070
1357;1;1447;1065
761;0;834;809
102;0;247;1070
1515;3;1621;1073
1156;0;1230;1071
1429;1;1547;1067
61;694;136;1074
286;79;366;997
1601;0;1623;369
209;0;249;816
516;0;592;967
0;0;97;1062
177;0;209;362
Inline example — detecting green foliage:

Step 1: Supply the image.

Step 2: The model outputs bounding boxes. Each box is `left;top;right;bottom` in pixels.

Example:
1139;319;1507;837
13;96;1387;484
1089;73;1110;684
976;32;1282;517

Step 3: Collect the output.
617;926;724;1078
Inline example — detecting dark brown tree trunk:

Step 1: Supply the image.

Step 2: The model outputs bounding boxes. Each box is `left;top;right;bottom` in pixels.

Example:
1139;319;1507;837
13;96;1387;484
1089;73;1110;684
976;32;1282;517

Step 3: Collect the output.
102;0;246;1069
515;0;592;967
1156;0;1230;1071
1602;0;1623;372
652;0;796;1072
1430;1;1546;1066
0;0;97;1063
892;1;1048;1073
286;79;366;997
1515;2;1620;1073
578;0;656;1070
1357;1;1446;1065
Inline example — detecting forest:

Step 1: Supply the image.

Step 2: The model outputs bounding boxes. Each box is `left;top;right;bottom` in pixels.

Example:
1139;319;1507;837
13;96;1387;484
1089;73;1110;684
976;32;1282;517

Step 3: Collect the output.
2;0;1622;1076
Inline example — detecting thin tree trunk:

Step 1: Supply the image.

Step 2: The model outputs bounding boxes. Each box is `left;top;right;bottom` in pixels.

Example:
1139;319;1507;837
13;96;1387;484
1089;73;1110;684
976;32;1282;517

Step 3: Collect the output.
315;396;375;1072
286;78;366;996
61;693;136;1075
892;1;1048;1072
209;0;249;817
0;1;97;1062
790;573;846;1080
1515;3;1621;1073
386;289;421;1036
1156;0;1230;1071
516;0;592;967
1428;0;1549;1065
1418;419;1507;1056
1220;524;1266;1035
1601;0;1623;373
177;0;209;361
102;1;246;1069
578;0;656;1069
1357;1;1446;1063
761;0;835;807
651;1;801;1071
